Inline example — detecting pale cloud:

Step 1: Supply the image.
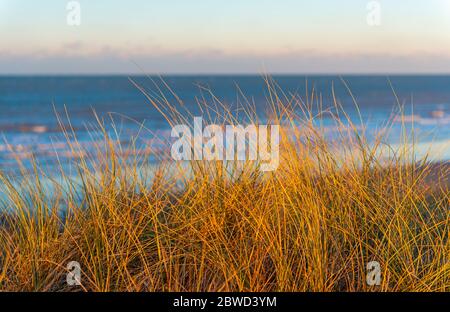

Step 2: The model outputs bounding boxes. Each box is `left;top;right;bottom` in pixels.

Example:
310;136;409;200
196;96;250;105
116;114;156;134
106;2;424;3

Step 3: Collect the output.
1;49;450;74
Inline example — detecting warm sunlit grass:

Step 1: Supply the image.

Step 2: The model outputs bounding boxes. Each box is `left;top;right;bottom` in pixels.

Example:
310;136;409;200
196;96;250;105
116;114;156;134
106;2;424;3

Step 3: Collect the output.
0;77;448;291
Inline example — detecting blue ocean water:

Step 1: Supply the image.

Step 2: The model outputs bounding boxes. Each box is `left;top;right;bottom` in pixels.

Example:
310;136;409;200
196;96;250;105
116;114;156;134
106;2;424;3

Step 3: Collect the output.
0;75;449;171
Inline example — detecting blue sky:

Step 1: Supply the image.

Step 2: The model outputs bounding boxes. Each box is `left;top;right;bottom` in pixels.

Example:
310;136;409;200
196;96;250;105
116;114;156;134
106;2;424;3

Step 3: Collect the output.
1;0;450;74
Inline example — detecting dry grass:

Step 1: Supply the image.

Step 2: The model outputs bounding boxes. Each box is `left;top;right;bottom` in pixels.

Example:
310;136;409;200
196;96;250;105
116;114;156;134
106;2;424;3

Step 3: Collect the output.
0;77;448;291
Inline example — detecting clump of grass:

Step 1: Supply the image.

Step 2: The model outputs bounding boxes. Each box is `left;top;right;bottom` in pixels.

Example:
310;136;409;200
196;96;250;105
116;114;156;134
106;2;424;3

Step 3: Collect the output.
0;77;448;291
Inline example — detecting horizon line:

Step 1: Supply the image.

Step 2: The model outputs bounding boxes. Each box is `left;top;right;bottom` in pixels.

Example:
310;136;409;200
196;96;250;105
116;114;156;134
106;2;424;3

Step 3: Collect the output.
2;72;450;77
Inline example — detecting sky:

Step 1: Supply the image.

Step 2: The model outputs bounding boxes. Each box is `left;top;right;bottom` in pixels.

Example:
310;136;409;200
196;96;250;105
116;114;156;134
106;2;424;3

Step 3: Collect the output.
0;0;450;74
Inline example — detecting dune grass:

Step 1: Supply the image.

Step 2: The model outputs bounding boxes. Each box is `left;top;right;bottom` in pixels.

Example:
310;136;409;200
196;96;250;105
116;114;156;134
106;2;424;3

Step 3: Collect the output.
0;77;448;291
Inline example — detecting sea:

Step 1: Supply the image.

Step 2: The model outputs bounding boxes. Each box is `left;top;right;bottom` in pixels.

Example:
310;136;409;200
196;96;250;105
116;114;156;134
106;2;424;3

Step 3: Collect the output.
0;75;449;173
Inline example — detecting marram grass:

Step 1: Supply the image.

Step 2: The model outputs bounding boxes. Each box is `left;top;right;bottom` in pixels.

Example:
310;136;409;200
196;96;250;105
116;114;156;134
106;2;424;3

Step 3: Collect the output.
0;78;448;292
